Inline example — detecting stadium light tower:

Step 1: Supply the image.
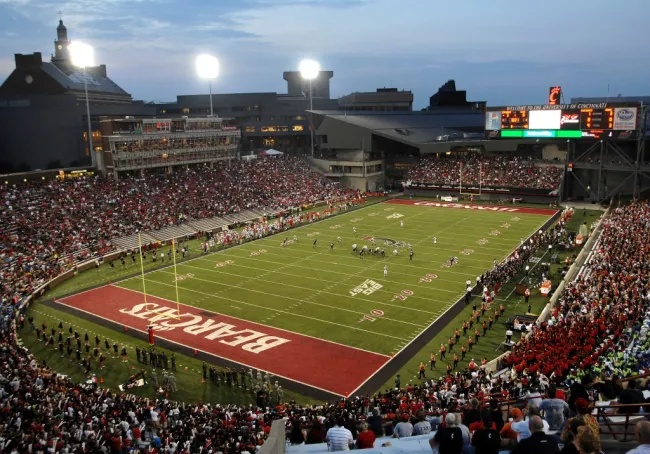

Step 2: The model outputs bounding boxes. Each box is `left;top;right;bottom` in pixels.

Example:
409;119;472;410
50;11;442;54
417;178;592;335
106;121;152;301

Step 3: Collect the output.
196;54;219;117
69;41;96;167
299;59;320;157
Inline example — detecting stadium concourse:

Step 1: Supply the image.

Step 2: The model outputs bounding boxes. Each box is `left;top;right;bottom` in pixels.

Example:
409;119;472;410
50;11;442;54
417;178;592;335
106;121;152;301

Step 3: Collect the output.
1;156;650;452
406;155;563;190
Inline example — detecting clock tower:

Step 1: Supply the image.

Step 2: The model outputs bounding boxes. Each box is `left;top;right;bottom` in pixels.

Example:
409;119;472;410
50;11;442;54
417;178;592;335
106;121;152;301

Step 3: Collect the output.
52;19;71;67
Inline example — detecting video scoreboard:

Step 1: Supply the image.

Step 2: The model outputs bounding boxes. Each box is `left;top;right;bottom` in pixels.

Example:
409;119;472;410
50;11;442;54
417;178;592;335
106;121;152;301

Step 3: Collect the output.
485;102;640;140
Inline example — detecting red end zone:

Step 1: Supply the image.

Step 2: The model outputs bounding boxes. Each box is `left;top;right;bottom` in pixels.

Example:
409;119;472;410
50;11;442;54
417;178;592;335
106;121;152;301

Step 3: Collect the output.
55;285;388;397
387;198;559;216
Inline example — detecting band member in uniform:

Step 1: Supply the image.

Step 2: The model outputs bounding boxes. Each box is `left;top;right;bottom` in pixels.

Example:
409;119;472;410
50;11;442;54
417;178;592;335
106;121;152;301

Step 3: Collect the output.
430;352;436;370
418;362;426;379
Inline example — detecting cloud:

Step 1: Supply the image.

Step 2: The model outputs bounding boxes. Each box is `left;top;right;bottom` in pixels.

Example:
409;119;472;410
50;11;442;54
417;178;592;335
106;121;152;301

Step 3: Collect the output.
0;0;648;106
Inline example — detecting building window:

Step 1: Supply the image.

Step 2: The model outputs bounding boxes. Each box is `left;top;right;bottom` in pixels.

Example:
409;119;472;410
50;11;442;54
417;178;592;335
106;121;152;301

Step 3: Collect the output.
256;117;261;122
292;125;304;132
269;116;275;121
160;109;167;114
182;108;190;114
244;126;256;133
261;126;290;133
292;115;305;121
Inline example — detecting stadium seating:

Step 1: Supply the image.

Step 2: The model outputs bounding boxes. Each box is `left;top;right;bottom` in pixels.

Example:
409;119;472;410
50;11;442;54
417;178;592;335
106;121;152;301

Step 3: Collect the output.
0;156;356;304
406;155;563;190
502;202;650;381
1;149;649;452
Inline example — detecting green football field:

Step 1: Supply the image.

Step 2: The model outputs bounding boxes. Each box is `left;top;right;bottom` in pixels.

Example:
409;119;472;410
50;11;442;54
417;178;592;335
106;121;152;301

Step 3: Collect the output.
110;200;552;357
25;199;600;402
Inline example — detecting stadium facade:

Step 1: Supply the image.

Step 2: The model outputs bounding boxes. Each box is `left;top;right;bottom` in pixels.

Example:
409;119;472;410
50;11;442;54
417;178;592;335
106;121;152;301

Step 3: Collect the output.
0;21;413;174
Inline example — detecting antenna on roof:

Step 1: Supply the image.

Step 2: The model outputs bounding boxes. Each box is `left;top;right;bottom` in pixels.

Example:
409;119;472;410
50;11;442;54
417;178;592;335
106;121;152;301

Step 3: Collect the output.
58;10;63;20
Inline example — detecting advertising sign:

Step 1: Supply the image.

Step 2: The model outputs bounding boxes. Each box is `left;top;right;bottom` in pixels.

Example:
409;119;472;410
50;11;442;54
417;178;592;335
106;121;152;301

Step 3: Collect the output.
613;107;637;130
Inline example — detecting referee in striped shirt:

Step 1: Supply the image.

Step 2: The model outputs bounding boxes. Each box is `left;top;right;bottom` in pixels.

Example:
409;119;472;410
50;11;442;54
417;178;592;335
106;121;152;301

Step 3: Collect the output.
325;417;354;451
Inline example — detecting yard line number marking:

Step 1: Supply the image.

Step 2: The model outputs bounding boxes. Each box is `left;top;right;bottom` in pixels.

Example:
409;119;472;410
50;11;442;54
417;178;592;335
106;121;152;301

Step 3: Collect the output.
215;260;234;268
391;289;414;302
418;273;438;283
359;309;385;323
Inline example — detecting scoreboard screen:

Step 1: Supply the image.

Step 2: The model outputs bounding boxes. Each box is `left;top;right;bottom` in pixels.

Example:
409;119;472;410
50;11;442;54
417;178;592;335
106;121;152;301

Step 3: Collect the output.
485;102;640;139
500;110;528;129
580;107;614;130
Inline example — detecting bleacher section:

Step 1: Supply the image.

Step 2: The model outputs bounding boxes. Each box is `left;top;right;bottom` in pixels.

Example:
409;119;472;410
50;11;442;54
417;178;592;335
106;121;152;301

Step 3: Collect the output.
110;208;285;251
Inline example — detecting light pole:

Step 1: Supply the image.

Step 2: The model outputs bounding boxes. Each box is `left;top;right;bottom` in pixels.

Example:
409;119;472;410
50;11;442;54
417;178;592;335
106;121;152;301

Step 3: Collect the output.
299;59;320;157
69;41;95;168
196;54;219;116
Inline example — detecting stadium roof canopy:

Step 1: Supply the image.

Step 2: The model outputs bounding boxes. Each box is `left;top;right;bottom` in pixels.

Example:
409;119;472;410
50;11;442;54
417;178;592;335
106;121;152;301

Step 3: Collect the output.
310;110;484;146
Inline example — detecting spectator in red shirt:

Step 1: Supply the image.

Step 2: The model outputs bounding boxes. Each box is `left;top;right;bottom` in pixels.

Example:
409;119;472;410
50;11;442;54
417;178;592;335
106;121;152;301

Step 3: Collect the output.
356;422;376;449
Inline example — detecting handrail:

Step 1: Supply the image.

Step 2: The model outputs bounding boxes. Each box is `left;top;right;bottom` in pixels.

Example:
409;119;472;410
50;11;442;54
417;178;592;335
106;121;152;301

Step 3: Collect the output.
592;403;649;442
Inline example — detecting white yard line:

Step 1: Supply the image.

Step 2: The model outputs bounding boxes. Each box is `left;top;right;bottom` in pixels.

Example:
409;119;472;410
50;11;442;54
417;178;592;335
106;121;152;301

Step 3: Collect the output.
137;278;410;341
113;285;391;358
179;261;444;310
190;255;471;297
154;268;424;327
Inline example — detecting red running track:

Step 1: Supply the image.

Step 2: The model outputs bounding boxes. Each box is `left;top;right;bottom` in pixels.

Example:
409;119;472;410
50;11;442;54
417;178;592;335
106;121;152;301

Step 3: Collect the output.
56;285;389;396
387;198;559;216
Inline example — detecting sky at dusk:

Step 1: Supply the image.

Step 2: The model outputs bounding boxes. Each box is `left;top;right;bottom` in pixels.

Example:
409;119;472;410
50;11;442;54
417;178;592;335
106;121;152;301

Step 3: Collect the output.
0;0;648;108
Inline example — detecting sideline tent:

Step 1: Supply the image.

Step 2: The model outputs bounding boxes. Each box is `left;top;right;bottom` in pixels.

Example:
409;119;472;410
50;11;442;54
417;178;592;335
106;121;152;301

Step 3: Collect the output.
260;148;283;157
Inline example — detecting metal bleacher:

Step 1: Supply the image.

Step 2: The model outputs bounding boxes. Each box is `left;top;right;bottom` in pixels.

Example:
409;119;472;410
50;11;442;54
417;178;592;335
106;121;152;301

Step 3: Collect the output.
109;208;279;250
111;232;159;251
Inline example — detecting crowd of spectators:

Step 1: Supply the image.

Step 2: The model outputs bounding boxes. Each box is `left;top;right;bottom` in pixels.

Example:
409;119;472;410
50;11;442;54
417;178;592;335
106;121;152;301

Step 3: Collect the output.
406;154;564;190
502;202;650;383
0;156;356;308
2;155;650;452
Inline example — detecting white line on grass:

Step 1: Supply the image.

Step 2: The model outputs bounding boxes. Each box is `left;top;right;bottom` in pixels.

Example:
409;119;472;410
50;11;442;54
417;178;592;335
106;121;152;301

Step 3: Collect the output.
154;268;424;327
185;258;466;298
178;261;443;312
114;285;393;358
133;279;410;341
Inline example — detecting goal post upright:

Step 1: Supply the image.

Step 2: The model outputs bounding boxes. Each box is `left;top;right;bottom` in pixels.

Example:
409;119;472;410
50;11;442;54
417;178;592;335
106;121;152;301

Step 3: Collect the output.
138;232;149;307
171;238;181;319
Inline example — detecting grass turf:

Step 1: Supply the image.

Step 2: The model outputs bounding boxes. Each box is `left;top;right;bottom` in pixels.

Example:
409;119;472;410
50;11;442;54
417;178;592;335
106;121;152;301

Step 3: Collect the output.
24;199;599;404
112;202;549;355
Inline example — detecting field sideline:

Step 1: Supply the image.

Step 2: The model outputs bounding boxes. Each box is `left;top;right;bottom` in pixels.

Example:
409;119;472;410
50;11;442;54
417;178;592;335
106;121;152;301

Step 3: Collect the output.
52;199;557;397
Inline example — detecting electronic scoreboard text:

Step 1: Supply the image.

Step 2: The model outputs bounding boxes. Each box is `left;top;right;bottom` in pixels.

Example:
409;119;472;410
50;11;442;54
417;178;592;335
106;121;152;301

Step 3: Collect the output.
485;102;640;140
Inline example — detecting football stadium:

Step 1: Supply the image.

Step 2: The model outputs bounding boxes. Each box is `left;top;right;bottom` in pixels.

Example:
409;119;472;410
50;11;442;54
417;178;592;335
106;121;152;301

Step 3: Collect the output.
1;9;650;454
